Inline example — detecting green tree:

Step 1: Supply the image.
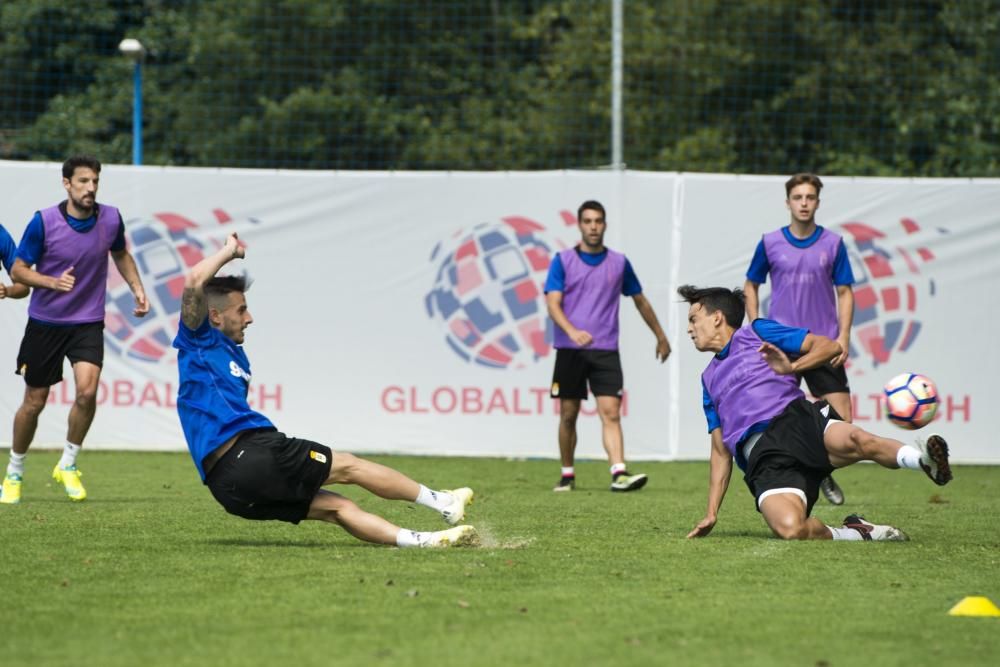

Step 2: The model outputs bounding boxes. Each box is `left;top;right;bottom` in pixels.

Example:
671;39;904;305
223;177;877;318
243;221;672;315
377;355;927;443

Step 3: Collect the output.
4;0;1000;176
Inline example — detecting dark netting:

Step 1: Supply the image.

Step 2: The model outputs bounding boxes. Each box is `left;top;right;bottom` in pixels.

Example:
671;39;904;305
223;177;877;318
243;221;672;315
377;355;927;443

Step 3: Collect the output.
2;0;998;175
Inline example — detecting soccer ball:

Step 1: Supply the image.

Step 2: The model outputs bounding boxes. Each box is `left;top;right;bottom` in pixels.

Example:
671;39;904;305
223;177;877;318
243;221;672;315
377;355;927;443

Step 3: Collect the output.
883;373;939;430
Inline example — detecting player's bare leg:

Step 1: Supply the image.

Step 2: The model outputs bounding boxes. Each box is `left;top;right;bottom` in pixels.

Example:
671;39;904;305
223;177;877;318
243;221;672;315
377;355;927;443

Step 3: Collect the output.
307;490;478;548
759;493;832;540
823;421;951;485
11;385;49;455
595;395;624;466
822;391;852;422
824;422;906;468
326;452;420;500
761;492;907;543
47;361;102;501
66;361;101;445
597;395;647;492
308;489;401;543
326;452;475;525
3;386;49;504
554;399;580;491
558;399;581;466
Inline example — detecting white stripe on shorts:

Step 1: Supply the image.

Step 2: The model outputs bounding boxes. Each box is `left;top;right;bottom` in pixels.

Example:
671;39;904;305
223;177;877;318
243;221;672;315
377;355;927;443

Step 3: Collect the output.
757;487;807;509
819;402;844;432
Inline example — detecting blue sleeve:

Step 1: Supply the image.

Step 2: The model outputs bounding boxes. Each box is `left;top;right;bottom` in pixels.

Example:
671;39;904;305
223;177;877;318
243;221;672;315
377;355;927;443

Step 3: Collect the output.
751;318;808;356
15;213;45;266
703;382;721;433
110;214;126;252
0;226;16;274
174;316;213;351
621;259;642;296
745;239;770;284
831;239;854;286
543;254;565;293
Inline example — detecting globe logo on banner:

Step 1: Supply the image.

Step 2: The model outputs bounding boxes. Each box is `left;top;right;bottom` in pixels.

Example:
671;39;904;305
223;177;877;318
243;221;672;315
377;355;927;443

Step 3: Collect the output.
104;210;255;363
426;216;565;369
837;218;943;373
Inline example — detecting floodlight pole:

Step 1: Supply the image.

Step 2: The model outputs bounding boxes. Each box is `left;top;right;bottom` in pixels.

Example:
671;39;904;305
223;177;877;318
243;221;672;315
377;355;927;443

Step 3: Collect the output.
611;0;623;169
131;60;143;165
119;38;146;165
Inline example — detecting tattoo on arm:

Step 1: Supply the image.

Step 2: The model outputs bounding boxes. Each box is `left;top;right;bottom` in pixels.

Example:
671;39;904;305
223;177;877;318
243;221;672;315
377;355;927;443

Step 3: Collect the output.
181;286;207;330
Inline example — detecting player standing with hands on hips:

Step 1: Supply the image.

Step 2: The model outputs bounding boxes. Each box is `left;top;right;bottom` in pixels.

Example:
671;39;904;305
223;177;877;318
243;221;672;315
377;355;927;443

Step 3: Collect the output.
545;200;670;493
743;174;855;506
2;156;149;505
173;232;478;547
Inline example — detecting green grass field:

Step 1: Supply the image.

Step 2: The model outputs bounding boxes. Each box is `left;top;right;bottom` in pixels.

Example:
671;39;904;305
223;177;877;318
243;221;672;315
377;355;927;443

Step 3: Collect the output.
2;451;998;667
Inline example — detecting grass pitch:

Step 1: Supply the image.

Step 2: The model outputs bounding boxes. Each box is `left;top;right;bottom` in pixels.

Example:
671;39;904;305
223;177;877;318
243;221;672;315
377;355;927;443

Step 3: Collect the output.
1;451;998;667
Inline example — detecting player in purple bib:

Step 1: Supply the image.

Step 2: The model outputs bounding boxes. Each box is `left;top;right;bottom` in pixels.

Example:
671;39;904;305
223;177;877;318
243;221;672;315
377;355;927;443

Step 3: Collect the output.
679;285;951;542
544;200;670;493
1;156;149;506
744;173;855;506
173;232;478;548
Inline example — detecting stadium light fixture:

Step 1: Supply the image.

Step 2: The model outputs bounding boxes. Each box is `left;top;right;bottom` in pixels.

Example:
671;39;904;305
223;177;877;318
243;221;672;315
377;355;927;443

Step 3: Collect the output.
118;38;146;166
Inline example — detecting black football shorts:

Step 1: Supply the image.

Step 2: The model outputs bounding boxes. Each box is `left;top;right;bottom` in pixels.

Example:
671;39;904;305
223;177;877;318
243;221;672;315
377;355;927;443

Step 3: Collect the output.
206;429;333;524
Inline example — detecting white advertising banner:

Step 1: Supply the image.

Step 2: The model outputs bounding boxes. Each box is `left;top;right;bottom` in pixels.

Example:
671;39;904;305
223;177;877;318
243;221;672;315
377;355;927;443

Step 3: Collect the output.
0;163;994;463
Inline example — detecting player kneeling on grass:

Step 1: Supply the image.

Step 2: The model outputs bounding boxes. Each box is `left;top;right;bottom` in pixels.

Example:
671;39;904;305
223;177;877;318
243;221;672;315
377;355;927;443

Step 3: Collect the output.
173;232;477;548
679;285;951;542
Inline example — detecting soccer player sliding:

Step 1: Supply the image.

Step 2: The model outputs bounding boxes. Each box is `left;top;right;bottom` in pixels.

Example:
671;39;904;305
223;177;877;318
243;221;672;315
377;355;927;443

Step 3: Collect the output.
679;285;951;542
172;232;478;548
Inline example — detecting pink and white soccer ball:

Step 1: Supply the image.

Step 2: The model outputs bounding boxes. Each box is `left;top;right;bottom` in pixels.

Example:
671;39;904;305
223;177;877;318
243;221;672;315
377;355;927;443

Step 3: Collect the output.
883;373;939;430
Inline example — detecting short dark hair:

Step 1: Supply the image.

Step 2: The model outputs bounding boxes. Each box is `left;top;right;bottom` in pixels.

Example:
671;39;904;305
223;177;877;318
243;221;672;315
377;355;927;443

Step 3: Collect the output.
784;173;823;198
204;276;248;302
62;155;102;180
677;285;745;329
577;199;606;222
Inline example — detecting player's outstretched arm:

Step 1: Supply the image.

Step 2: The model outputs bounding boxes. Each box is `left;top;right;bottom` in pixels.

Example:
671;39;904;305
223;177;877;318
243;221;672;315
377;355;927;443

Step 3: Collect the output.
111;249;150;317
180;233;245;330
688;429;732;539
631;293;670;362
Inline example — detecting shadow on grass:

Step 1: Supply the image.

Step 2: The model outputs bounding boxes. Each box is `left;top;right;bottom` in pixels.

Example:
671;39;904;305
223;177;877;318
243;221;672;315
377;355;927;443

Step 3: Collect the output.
692;529;771;539
0;498;149;506
204;537;372;548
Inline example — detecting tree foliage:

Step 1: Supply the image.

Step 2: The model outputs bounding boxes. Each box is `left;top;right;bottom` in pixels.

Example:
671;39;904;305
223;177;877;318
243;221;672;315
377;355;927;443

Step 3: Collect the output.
2;0;999;175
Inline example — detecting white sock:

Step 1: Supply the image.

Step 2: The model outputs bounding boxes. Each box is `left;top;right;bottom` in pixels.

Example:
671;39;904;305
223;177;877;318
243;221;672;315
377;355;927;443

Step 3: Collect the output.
610;462;627;476
396;528;432;548
7;451;26;476
415;485;453;512
828;525;864;541
896;445;923;470
561;466;575;477
59;442;82;469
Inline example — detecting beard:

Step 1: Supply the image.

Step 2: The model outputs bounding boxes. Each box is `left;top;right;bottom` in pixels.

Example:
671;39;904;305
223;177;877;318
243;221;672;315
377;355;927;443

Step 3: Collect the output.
71;194;95;215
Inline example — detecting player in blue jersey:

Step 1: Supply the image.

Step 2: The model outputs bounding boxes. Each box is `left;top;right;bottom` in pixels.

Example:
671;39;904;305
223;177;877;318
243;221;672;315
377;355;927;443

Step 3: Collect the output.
0;224;28;300
0;223;29;500
173;233;478;548
744;173;855;506
678;285;951;542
